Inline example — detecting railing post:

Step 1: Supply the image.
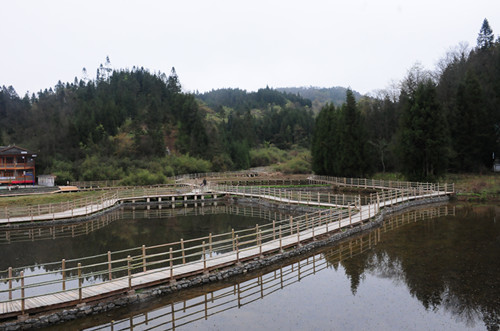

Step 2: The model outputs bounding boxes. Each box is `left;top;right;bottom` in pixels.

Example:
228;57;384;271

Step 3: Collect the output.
202;241;207;272
181;239;186;264
8;267;12;300
21;271;25;314
296;222;300;245
349;205;352;225
78;263;82;301
127;255;132;289
256;224;259;246
142;245;147;272
279;225;283;252
108;251;113;280
169;248;174;280
290;216;293;235
236;235;240;262
209;233;213;258
272;220;276;240
259;230;263;256
62;259;66;291
232;229;235;251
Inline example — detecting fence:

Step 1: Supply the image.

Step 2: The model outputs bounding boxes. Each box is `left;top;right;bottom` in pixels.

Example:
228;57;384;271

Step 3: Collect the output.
0;206;355;315
310;175;455;193
0;176;454;316
88;203;454;330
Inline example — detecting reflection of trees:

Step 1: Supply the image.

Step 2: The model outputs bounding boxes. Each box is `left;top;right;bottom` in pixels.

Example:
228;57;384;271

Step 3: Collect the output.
336;204;499;330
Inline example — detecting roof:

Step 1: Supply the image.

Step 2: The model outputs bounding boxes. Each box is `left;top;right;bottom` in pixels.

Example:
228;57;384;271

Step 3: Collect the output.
0;145;37;157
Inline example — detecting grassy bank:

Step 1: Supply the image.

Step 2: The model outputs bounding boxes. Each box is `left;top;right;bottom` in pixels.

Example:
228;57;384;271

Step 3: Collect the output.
445;173;500;201
0;191;103;209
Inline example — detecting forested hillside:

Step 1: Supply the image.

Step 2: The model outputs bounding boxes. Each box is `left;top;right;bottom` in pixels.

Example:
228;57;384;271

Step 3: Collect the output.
0;65;314;184
276;86;362;112
1;20;498;184
312;19;500;181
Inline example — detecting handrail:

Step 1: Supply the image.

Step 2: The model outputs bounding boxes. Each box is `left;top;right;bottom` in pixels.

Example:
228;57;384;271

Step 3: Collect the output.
0;177;453;316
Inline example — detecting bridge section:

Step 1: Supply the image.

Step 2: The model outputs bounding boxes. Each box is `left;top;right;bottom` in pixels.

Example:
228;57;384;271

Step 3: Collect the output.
0;176;454;320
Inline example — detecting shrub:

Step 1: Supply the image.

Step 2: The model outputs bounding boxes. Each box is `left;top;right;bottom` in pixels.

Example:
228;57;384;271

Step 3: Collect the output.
120;169;167;186
273;156;311;174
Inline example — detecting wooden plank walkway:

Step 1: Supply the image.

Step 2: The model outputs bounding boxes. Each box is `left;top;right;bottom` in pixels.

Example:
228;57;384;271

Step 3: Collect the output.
0;203;375;317
0;180;453;318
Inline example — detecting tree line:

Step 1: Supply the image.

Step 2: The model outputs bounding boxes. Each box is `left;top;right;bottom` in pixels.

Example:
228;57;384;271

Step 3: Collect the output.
312;19;500;181
0;65;314;183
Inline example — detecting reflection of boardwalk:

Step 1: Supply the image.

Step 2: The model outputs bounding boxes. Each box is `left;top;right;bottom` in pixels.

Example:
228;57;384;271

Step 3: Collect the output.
0;204;289;244
88;204;454;331
0;177;454;319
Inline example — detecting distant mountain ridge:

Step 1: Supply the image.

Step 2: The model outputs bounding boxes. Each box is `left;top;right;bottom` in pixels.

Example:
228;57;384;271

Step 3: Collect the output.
276;86;363;111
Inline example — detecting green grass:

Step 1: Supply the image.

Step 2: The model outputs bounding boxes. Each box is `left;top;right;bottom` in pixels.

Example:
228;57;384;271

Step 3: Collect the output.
0;191;103;208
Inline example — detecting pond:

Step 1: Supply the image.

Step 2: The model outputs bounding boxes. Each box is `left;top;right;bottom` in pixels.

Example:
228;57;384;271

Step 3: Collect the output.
52;202;500;330
0;203;293;300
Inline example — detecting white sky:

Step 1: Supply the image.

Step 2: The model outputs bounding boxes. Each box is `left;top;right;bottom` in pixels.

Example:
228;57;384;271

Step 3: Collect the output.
1;0;499;96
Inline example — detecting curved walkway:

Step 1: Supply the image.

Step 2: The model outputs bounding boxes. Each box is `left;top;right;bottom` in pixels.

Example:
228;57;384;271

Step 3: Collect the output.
0;176;454;320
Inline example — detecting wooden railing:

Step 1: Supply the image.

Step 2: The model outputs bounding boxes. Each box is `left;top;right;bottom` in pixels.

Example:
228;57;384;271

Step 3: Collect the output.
0;207;353;312
0;205;290;244
0;177;453;315
0;176;453;223
89;204;454;331
310;175;455;193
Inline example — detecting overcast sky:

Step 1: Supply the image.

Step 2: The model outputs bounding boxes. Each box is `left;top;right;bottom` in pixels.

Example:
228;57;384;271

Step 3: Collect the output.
1;0;499;96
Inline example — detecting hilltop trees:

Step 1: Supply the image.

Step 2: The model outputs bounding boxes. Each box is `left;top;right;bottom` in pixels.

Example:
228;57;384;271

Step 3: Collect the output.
477;18;494;49
396;79;449;181
311;89;368;177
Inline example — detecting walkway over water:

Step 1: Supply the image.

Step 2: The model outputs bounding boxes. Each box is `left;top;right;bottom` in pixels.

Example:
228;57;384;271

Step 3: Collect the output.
0;175;454;320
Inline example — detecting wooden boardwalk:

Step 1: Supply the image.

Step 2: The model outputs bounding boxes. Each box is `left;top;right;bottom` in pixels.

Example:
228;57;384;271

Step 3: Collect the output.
0;176;454;319
0;203;379;318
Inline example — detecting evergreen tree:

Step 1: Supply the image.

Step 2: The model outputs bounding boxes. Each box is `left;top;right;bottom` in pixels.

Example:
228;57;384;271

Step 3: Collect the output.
477;18;494;50
397;80;449;181
453;71;485;171
312;103;336;174
338;89;368;177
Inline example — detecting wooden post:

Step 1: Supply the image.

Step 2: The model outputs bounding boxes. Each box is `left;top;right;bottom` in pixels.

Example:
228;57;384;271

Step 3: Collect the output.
272;220;276;240
202;241;207;272
259;230;263;256
181;239;185;264
296;222;300;245
290;216;293;235
169;248;173;280
62;259;66;291
8;267;12;300
127;255;132;289
312;219;315;240
232;229;235;251
349;205;352;225
21;271;25;314
142;245;147;272
78;263;82;301
236;235;240;262
108;251;113;280
279;226;283;252
209;233;213;258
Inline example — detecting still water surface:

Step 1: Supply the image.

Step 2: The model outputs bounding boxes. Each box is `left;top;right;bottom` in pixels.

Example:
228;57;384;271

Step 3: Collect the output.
51;202;500;331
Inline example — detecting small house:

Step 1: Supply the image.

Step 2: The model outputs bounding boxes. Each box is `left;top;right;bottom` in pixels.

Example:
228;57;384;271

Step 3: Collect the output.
0;145;37;185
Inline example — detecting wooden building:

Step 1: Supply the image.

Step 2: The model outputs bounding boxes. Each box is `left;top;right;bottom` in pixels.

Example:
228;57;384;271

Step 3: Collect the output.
0;145;37;185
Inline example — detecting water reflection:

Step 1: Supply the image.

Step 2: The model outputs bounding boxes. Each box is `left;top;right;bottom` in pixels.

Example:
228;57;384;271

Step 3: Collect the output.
56;203;500;331
0;203;293;300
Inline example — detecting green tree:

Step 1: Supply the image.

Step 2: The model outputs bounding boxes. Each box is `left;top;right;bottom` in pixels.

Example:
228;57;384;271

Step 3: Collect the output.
397;80;449;181
338;89;369;177
311;103;338;175
477;18;494;50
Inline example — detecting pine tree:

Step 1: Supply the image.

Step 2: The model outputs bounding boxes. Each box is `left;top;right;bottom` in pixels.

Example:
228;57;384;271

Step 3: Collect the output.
397;80;449;181
338;89;368;177
477;18;494;49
